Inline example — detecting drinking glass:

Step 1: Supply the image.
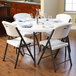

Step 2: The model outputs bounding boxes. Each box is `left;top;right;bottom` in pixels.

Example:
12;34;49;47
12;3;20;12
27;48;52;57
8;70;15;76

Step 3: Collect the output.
48;16;52;20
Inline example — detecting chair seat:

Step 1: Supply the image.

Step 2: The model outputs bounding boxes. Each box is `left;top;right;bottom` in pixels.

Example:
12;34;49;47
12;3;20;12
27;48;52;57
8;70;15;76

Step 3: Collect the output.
39;39;68;50
7;37;33;48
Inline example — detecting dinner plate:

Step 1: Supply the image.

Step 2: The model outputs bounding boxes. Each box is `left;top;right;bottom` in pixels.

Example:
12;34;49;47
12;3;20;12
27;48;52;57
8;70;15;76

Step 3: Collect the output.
18;18;33;22
22;25;32;28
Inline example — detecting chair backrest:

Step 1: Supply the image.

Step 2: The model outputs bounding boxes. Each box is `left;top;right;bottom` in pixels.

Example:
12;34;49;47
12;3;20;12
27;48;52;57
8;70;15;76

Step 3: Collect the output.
2;21;19;37
13;13;31;21
52;23;72;39
56;14;72;23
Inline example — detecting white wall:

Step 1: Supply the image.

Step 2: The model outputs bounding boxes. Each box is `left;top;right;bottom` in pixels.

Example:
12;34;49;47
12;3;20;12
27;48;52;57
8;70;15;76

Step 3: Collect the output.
33;0;40;3
58;0;64;13
58;0;76;25
41;0;59;18
41;0;59;39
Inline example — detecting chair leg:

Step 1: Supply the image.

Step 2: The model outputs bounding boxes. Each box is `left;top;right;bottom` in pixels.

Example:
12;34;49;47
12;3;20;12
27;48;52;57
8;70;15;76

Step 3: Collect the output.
38;46;46;65
14;49;20;68
22;47;25;54
67;45;72;66
35;33;40;49
19;49;24;56
54;49;60;58
39;33;42;51
54;38;66;59
50;49;56;72
16;48;23;56
65;47;67;61
49;42;56;72
66;36;72;66
3;43;8;61
16;48;18;54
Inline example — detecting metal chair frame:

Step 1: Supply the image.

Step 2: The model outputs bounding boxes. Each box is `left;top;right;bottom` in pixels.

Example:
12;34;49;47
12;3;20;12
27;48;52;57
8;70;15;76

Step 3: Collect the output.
3;23;34;68
38;28;72;72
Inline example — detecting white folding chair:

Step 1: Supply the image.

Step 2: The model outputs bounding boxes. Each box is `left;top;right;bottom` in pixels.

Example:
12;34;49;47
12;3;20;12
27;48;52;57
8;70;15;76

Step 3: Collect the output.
13;13;33;36
46;14;72;36
13;13;40;49
38;23;72;72
46;14;72;58
56;14;72;23
54;14;72;58
2;21;34;68
13;13;32;21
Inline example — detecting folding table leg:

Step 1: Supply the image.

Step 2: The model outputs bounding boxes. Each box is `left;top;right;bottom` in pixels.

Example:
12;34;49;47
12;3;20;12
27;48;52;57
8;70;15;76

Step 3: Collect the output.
3;43;8;61
39;33;41;41
33;32;36;67
39;33;42;51
35;34;40;49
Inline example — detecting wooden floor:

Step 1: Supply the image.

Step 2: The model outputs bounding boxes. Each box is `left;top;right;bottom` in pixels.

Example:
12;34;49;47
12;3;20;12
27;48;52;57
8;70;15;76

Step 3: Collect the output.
0;30;76;76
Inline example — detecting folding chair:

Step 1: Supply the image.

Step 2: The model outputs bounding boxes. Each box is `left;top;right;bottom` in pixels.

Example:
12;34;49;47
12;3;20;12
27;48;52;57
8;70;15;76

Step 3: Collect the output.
38;23;72;72
56;14;72;23
2;21;34;68
54;14;72;58
13;13;40;51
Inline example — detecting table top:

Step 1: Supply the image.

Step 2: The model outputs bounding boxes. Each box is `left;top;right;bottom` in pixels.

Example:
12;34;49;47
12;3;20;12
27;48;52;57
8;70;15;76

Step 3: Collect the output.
13;18;72;32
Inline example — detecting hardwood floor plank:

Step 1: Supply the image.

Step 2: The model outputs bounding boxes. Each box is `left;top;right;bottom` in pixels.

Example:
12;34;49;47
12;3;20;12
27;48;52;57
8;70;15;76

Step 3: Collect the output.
0;30;76;76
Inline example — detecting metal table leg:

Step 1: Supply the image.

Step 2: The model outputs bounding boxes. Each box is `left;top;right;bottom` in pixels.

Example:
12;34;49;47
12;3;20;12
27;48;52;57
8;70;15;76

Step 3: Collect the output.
33;32;36;67
40;32;42;41
39;32;42;51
